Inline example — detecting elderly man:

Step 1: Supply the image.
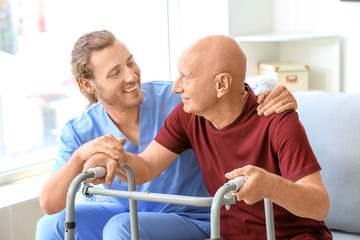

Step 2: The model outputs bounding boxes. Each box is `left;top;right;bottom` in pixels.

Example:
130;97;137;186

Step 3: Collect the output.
36;30;298;240
91;35;332;239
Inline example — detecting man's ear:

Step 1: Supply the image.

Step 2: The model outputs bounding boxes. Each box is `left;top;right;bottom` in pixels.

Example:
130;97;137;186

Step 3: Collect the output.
78;77;96;94
215;73;231;98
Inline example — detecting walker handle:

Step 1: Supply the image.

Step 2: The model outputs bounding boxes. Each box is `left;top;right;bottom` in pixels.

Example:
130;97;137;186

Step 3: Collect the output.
224;176;245;199
87;167;107;179
228;176;246;191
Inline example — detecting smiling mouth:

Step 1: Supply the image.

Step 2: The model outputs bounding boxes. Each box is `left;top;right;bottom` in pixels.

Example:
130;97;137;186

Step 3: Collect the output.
123;84;138;93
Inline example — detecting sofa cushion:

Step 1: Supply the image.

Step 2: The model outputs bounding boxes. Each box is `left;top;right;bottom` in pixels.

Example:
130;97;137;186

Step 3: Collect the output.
331;230;360;240
294;91;360;233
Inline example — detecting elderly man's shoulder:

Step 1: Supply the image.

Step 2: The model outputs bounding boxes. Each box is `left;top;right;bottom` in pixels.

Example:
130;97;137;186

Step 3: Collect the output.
258;110;300;131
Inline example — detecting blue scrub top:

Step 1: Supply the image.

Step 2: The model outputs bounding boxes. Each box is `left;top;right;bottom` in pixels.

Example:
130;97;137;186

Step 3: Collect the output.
52;81;210;224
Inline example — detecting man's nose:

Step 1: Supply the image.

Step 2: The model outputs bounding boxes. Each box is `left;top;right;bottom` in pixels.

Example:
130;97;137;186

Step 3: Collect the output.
172;78;183;94
124;68;138;82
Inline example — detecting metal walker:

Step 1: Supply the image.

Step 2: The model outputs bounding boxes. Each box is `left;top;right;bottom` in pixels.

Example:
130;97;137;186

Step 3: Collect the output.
64;165;276;240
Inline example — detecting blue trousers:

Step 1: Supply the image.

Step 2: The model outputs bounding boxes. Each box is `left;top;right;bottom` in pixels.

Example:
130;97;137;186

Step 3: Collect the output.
35;202;210;240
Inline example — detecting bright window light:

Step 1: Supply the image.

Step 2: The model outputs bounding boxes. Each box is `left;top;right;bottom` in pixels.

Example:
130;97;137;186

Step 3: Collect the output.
0;0;170;182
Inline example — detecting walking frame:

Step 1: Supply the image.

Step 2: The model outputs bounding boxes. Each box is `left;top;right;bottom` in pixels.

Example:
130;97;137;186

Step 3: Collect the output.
64;165;276;240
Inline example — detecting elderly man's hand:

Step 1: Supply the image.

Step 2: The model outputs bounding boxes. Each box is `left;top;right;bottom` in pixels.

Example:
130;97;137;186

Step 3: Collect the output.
225;165;275;205
83;137;126;186
83;153;118;186
257;85;298;116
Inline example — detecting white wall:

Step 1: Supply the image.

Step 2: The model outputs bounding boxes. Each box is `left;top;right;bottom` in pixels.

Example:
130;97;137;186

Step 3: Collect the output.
168;0;229;81
272;0;360;93
0;198;43;240
172;0;359;93
228;0;273;36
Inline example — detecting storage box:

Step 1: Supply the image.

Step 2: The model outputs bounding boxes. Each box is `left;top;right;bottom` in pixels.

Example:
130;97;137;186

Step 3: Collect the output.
258;62;309;92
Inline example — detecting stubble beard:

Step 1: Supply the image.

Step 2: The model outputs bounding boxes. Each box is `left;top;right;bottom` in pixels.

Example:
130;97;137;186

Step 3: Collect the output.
96;85;144;110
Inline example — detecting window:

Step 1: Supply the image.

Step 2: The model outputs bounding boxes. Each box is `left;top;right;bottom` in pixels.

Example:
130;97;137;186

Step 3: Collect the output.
0;0;170;184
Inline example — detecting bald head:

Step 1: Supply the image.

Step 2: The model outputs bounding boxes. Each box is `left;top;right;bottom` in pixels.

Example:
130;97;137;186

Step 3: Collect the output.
179;35;247;85
173;35;249;128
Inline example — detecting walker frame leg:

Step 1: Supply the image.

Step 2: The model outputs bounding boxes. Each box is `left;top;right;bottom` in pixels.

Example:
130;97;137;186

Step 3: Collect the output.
123;164;139;240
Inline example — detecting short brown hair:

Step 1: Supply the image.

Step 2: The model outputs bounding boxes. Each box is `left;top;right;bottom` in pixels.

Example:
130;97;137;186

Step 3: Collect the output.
70;30;116;107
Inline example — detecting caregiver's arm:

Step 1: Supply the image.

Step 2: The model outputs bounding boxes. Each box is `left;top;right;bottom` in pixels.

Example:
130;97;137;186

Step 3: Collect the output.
40;134;124;214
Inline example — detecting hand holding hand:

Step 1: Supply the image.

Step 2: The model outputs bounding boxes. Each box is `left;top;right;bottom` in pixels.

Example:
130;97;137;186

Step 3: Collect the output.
75;134;125;163
83;138;127;186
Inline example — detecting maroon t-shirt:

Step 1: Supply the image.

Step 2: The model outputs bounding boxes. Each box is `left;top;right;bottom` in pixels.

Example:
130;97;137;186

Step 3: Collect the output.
155;87;332;240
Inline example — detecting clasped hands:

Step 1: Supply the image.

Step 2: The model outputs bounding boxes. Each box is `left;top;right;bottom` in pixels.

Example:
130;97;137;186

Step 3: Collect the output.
80;134;128;186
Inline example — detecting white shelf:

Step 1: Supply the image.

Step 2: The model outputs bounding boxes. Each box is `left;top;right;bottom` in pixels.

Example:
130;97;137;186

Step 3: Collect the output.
235;33;341;92
236;32;340;42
